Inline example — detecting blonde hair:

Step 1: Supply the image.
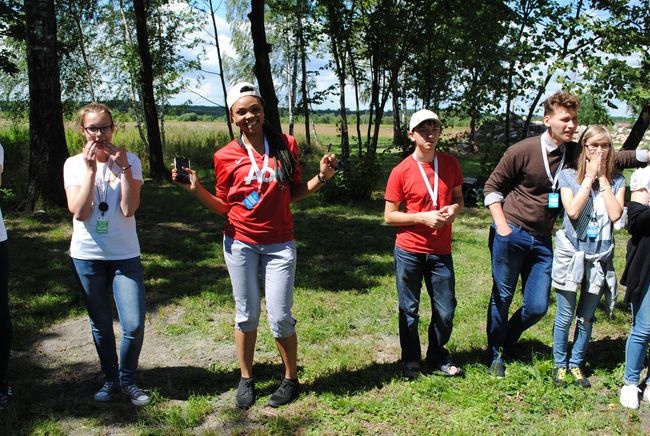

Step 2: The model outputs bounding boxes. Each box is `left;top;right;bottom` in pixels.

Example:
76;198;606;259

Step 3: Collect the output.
576;125;616;184
75;102;114;131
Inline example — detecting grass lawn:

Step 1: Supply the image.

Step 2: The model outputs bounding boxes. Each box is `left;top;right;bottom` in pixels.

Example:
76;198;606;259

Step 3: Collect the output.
0;157;649;434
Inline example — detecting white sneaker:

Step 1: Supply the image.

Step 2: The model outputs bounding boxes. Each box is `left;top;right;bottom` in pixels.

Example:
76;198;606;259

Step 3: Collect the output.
620;384;641;409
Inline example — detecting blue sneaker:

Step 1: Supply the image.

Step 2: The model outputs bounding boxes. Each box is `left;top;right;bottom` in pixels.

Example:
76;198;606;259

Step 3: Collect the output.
94;381;118;402
122;384;151;406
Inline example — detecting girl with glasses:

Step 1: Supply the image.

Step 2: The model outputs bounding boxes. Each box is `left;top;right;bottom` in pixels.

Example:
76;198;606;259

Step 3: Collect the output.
63;102;150;406
550;125;625;388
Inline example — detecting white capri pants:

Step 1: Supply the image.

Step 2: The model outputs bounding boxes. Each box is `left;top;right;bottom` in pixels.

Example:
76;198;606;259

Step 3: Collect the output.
223;235;297;338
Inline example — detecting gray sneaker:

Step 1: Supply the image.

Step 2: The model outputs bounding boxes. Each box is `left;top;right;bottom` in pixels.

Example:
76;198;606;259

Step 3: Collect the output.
122;384;151;406
235;378;255;410
94;380;119;402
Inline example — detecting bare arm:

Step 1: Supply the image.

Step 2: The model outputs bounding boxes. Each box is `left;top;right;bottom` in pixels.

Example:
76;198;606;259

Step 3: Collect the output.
438;185;463;224
384;200;449;229
65;152;97;221
118;168;142;217
173;167;230;216
598;176;624;222
487;202;511;236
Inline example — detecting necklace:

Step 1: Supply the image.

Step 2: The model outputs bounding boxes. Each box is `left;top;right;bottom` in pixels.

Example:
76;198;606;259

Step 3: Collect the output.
96;160;112;214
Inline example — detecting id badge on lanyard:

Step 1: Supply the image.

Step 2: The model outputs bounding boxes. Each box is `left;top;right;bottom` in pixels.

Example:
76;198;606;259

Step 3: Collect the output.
242;138;270;211
541;139;565;209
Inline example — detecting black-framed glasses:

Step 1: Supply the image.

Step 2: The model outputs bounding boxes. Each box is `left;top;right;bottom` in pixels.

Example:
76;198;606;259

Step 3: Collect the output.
83;125;113;135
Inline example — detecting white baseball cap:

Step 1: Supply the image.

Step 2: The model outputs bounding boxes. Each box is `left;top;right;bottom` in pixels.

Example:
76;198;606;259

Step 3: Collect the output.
226;82;263;110
409;109;441;131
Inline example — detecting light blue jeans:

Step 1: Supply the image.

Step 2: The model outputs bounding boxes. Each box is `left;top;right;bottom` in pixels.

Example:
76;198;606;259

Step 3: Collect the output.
223;236;297;338
553;289;601;368
487;224;553;361
624;279;650;385
71;257;146;387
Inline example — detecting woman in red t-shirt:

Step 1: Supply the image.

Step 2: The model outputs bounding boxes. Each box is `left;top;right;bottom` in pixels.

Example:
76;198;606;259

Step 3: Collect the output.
173;82;337;410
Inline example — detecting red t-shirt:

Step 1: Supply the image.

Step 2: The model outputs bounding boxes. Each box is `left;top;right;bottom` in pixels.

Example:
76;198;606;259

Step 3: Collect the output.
384;152;463;254
214;135;302;244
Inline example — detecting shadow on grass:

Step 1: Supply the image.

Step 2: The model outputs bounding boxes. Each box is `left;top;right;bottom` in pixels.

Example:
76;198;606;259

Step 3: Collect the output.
305;361;402;396
138;183;396;297
588;336;627;371
3;352;305;434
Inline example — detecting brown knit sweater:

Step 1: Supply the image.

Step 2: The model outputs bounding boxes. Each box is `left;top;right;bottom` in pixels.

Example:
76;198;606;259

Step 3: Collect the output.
484;135;640;236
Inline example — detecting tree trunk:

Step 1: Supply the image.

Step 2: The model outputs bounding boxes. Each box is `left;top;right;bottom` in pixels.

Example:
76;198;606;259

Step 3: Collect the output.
118;0;149;151
296;0;310;146
133;0;167;180
622;104;650;150
70;3;96;101
208;0;233;139
23;0;69;211
249;0;281;133
326;1;349;160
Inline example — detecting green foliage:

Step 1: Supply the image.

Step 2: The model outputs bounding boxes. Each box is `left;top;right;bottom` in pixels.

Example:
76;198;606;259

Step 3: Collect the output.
578;93;612;126
320;154;382;203
177;112;199;122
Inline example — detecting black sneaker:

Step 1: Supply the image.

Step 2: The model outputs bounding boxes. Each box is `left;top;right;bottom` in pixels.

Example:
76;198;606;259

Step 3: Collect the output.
490;360;505;378
0;386;13;411
267;378;300;408
553;367;568;387
570;367;591;388
401;362;421;380
235;378;255;410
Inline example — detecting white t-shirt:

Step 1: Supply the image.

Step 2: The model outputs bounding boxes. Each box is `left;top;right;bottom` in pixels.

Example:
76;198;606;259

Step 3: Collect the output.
63;152;143;260
0;145;7;242
630;166;650;205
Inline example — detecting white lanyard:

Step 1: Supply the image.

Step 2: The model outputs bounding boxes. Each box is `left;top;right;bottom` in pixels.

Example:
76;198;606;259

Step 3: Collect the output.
243;137;270;185
413;154;439;208
541;139;565;191
95;162;111;202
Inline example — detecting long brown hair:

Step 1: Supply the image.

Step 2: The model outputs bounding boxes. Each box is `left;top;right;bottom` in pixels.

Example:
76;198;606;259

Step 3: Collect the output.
576;125;616;184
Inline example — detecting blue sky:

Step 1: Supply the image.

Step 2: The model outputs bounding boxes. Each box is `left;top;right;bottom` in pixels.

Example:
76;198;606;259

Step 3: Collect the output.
170;3;635;118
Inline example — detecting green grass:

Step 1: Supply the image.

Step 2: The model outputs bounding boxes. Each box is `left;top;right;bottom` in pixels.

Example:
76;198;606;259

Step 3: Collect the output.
0;148;648;434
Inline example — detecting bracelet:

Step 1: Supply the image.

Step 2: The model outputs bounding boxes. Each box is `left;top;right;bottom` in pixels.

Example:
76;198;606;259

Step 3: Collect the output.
120;164;132;174
316;173;327;184
599;186;611;192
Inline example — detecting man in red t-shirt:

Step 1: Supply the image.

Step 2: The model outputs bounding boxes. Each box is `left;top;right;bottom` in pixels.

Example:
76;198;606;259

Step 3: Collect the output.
384;109;464;378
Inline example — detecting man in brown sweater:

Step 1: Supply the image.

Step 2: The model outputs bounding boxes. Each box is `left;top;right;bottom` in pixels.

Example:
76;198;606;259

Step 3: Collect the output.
484;91;647;378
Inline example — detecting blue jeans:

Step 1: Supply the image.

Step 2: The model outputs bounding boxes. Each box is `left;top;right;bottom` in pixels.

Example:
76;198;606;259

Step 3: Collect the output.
394;246;456;365
553;289;601;368
71;257;146;386
0;241;10;384
624;279;650;385
486;224;553;361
